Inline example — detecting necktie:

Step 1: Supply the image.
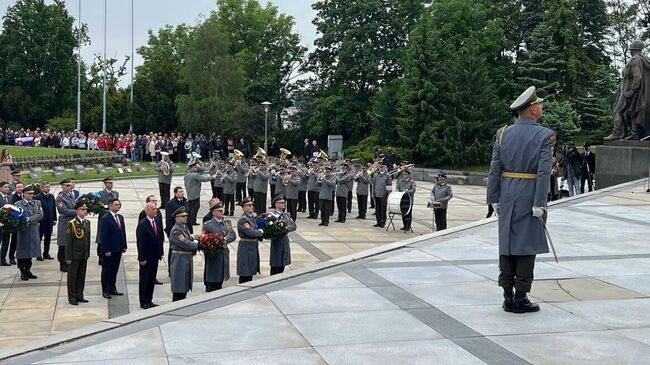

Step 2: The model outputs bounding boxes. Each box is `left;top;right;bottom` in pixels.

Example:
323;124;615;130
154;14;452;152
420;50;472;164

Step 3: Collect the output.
152;219;158;236
115;214;121;229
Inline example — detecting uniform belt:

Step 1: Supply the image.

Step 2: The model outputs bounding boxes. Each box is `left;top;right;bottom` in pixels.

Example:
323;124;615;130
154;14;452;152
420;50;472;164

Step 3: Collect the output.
240;239;259;243
502;172;537;179
171;250;193;255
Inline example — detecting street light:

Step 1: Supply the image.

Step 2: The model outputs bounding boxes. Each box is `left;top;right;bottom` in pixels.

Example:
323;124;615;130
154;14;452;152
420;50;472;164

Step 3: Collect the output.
261;101;271;154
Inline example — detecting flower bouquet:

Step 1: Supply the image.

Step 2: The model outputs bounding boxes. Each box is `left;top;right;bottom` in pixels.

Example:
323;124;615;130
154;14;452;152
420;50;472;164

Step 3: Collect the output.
197;231;227;257
0;204;29;233
78;192;105;215
256;213;288;240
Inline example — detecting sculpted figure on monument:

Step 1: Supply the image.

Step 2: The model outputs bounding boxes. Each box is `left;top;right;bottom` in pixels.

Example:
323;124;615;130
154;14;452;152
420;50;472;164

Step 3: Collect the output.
605;40;650;141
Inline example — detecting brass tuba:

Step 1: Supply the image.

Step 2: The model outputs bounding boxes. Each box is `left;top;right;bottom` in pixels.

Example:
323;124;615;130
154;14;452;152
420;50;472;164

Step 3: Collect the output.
161;161;171;175
317;149;329;161
253;147;266;160
279;148;292;163
189;152;202;166
228;149;245;165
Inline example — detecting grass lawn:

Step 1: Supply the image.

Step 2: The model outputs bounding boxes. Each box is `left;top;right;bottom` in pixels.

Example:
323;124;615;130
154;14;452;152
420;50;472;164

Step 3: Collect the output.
6;146;104;158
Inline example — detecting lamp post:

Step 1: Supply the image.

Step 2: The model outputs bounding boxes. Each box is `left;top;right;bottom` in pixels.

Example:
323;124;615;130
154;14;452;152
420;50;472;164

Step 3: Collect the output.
262;101;271;154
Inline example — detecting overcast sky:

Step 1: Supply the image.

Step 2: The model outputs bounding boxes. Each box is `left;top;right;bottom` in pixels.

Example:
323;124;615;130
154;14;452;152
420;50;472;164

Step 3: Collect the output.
0;0;317;82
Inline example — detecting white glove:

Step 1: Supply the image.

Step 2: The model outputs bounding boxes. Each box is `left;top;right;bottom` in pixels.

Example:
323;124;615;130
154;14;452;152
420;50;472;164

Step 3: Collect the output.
192;240;199;244
532;206;545;218
258;229;264;234
492;203;499;216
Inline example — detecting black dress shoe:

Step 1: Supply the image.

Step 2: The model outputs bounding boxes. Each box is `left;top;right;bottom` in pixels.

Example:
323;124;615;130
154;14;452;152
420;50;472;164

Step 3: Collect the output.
513;295;540;313
399;227;406;231
20;271;29;281
110;290;124;296
373;223;381;227
36;257;44;261
1;261;9;266
10;259;16;265
26;270;37;279
43;254;54;260
140;303;152;309
149;302;158;307
379;224;385;228
102;292;112;299
69;300;78;305
318;223;325;226
355;215;362;219
334;219;341;223
77;298;89;303
155;279;163;285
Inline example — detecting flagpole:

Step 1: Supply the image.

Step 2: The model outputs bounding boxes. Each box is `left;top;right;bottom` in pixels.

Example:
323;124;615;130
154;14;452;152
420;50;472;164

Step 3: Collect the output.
129;0;134;133
76;0;81;132
101;0;107;134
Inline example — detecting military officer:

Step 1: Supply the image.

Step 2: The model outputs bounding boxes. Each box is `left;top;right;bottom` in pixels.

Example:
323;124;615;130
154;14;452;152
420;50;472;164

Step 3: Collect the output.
156;151;175;208
168;207;199;302
269;195;297;275
318;166;336;226
65;201;91;305
15;185;43;281
184;162;214;232
236;197;264;283
221;162;237;216
253;160;271;215
354;164;370;219
372;162;392;228
202;202;236;291
487;86;556;314
397;169;417;231
96;177;119;265
285;165;301;221
56;179;77;272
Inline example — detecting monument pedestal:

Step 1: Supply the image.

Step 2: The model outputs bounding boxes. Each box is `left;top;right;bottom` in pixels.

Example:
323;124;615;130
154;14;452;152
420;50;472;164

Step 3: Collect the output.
596;140;650;189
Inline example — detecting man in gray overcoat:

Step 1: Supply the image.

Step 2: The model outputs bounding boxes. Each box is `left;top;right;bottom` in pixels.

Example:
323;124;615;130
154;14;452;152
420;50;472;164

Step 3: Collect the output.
221;163;237;216
56;179;77;272
269;195;297;275
202;202;236;292
334;164;352;223
487;86;556;314
169;207;198;302
236;197;264;284
318;166;336;226
15;185;43;281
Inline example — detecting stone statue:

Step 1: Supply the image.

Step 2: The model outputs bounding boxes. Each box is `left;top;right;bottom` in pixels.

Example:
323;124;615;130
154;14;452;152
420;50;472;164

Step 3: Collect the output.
605;40;650;141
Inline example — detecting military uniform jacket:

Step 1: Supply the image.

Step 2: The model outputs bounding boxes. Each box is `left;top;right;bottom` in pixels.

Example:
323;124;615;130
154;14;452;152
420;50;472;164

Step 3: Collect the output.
298;172;308;192
253;169;270;193
221;170;236;194
397;178;417;200
371;172;392;197
274;171;286;195
285;175;300;199
236;213;263;276
15;199;43;259
247;168;256;188
269;210;296;267
202;218;236;283
346;170;354;194
156;159;175;185
307;170;320;192
65;218;91;261
96;189;119;244
335;173;352;197
184;172;213;201
169;223;198;293
210;162;225;188
318;175;336;200
56;192;77;246
355;173;370;195
487;117;556;256
431;183;452;209
236;163;248;183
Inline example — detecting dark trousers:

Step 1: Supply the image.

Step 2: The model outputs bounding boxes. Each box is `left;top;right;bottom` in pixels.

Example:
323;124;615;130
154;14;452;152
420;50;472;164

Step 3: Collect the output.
239;275;253;284
0;232;11;262
357;194;367;218
172;292;187;302
401;204;413;229
347;191;352;212
247;188;255;201
580;173;593;194
370;186;375;207
216;187;224;202
206;282;223;292
223;194;235;216
139;259;158;306
235;182;246;202
17;258;32;270
187;199;200;226
336;196;347;222
254;192;267;215
434;208;447;231
319;199;331;225
101;251;122;293
270;185;276;207
67;259;88;302
40;230;52;256
308;191;319;217
375;196;387;225
287;199;298;221
57;245;66;264
211;185;218;199
298;191;307;212
8;233;16;260
270;266;285;275
498;255;536;292
330;192;335;216
159;183;171;207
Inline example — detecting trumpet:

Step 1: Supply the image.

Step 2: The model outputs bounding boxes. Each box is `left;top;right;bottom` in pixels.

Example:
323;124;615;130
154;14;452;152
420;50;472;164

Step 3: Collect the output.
228;149;244;165
189;152;202;166
366;157;384;175
354;169;367;179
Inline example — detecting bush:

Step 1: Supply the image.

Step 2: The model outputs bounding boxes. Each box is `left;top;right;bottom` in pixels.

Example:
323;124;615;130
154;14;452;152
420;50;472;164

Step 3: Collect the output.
345;135;404;164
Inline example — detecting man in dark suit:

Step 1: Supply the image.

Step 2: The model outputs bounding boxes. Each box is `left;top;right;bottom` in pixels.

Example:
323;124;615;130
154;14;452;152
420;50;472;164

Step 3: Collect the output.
165;187;187;238
35;182;57;260
70;179;81;199
8;182;25;265
138;195;164;285
580;142;596;194
0;182;12;266
96;177;119;265
136;202;164;309
99;198;127;299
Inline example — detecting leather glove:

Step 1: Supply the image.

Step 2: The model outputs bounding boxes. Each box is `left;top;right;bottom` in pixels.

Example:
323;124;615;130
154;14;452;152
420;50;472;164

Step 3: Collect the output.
532;206;545;218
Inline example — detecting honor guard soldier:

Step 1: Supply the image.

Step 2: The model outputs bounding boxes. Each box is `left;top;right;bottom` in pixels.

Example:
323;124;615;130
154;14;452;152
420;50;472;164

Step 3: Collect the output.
372;162;392;228
354;164;370;219
487;86;556;314
65;202;91;305
334;164;352;223
156;151;175;208
397;169;416;231
168;207;198;301
202;202;236;291
15;185;43;281
253;160;271;215
56;179;77;272
184;162;214;232
285;165;301;221
96;177;119;265
269;195;297;275
317;166;336;226
236;197;264;283
221;162;237;216
8;169;21;193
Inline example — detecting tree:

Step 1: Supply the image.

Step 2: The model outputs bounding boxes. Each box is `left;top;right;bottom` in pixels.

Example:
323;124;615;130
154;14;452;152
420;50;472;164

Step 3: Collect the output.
540;100;581;141
607;0;642;70
80;56;129;132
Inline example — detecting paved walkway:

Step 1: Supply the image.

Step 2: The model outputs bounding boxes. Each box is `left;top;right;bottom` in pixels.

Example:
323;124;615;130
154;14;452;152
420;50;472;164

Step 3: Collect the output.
0;176;487;350
1;180;649;364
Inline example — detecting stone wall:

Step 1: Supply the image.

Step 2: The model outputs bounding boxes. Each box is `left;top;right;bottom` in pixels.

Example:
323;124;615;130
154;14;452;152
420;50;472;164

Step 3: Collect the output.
595;140;650;189
14;152;127;171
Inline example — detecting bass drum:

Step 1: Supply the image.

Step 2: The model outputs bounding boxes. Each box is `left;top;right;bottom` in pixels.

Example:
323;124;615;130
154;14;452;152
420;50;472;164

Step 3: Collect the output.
388;191;412;216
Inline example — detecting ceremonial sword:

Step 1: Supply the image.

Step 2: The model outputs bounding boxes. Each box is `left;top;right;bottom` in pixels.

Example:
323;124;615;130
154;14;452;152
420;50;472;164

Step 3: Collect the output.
538;216;558;263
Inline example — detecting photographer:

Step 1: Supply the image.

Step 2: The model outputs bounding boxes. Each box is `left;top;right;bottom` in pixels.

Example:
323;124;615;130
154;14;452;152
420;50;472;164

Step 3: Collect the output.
562;143;582;197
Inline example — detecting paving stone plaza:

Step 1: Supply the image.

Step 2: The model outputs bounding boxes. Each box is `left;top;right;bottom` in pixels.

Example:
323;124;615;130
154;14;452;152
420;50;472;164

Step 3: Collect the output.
1;177;649;364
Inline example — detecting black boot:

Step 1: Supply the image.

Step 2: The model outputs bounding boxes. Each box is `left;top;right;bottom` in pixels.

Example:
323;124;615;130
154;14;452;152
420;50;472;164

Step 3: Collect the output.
502;287;513;313
26;269;37;279
513;290;540;313
60;263;68;272
20;268;29;281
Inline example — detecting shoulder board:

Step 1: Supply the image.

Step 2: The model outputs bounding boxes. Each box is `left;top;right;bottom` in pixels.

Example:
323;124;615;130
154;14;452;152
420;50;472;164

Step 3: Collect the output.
69;218;77;223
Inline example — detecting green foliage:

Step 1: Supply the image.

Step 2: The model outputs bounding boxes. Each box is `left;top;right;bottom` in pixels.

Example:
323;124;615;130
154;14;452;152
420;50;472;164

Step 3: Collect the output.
45;117;75;131
345;135;381;163
540;100;581;141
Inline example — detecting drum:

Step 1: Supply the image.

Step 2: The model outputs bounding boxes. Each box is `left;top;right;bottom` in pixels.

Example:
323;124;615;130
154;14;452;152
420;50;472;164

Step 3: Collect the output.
388;191;412;216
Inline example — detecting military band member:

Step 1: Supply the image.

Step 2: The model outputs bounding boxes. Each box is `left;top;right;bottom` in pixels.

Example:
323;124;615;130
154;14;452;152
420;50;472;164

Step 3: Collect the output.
269;159;280;205
487;86;555;314
247;160;256;200
156;151;175;208
168;207;198;302
65;201;91;305
397;169;417;231
221;162;237;216
253;160;271;215
285;165;301;221
203;202;236;291
372;162;392;228
235;158;248;204
318;166;336;226
236;197;264;283
96;177;119;265
355;164;370;219
184;162;214;232
431;172;453;231
208;153;223;199
346;162;354;213
15;185;42;281
306;161;321;219
298;167;308;213
274;165;287;203
269;195;297;275
56;179;77;272
334;164;352;223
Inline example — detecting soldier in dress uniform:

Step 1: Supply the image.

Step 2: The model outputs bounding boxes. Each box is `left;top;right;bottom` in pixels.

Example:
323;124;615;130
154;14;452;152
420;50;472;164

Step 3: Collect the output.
372;162;392;228
318;166;336;226
269;158;280;204
56;179;77;272
221;162;237;216
156;151;175;208
274;164;287;203
306;161;321;219
236;197;264;283
235;158;248;204
431;172;453;231
253;160;271;215
269;195;297;275
208;152;222;199
96;177;119;265
65;201;91;305
184;162;214;232
346;161;354;213
202;202;236;292
334;164;352;223
15;185;43;281
247;160;256;200
168;207;198;302
397;169;417;231
487;86;556;314
8;169;21;193
298;167;308;213
284;165;301;221
354;164;370;219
